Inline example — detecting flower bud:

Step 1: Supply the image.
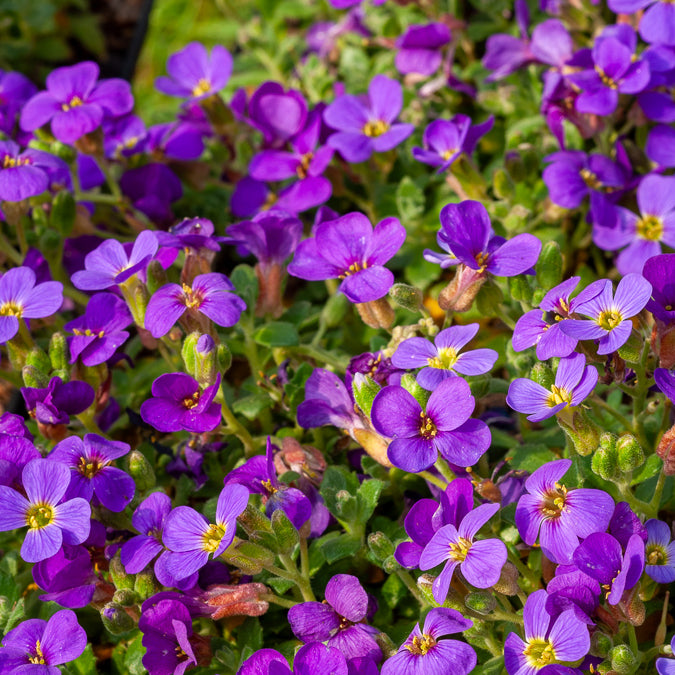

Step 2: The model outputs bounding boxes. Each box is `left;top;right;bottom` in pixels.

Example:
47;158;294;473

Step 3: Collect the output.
126;450;156;493
25;346;51;376
475;280;504;318
182;333;217;387
535;241;563;291
352;428;393;468
508;275;533;304
617;332;643;365
146;259;168;296
200;583;270;619
217;342;232;373
530;362;554;390
492;561;520;596
417;573;463;609
101;602;136;635
592;435;620;482
50;141;77;163
400;373;431;408
271;509;299;554
492;168;514;200
22;365;49;389
389;283;424;313
133;568;160;601
368;531;395;562
464;591;497;615
352;373;381;417
609;645;637;674
112;589;139;606
382;555;401;573
590;632;613;658
616;434;644;473
48;332;69;374
438;265;486;313
322;292;349;328
656;424;675;475
356;298;395;330
221;540;275;575
49;190;76;236
109;551;135;591
559;411;600;456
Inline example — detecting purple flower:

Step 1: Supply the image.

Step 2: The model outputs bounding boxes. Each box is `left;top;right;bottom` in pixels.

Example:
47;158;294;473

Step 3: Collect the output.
103;113;147;158
162;483;249;580
392;323;498;390
559;274;652;355
647;124;675;166
506;353;598;423
412;115;494;172
643;254;675;324
515;459;614;564
224;437;312;529
71;230;158;291
288;212;405;303
324;75;414;163
395;23;451;76
0;459;90;562
156;42;232;100
0;69;37;137
140;372;223;433
573;532;645;605
240;643;348;675
419;503;506;603
156;217;222;255
504;589;590;675
0;266;63;344
20;61;133;144
545;567;600;624
21;376;94;427
658;636;675;675
609;0;675;46
49;433;135;512
32;545;96;608
370;377;491;473
119;163;183;224
645;518;675;583
0;609;87;673
381;608;476;675
146;120;206;161
145;272;246;338
610;501;648;548
64;293;133;366
288;574;382;662
0;140;67;202
592;174;675;275
655;368;675;403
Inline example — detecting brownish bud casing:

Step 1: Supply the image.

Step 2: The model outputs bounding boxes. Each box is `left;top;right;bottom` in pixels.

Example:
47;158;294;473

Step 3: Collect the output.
201;583;270;619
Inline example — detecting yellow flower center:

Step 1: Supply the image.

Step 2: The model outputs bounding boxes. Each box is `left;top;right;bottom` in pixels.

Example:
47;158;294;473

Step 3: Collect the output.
3;155;31;169
524;639;557;667
427;347;458;370
77;455;103;479
28;640;46;665
405;633;437;656
419;412;438;439
182;391;201;410
540;482;568;518
441;148;457;161
61;95;84;112
646;545;665;565
72;328;105;338
339;261;368;278
547;385;573;408
636;215;664;242
449;536;473;562
297;152;313;179
202;523;226;553
0;301;22;317
580;168;600;189
475;251;489;272
261;479;277;495
363;119;389;137
182;283;203;310
597;309;623;331
192;78;212;97
26;503;55;530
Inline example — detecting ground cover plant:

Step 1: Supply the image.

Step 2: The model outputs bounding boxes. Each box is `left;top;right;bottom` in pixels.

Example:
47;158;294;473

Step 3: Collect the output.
0;0;674;672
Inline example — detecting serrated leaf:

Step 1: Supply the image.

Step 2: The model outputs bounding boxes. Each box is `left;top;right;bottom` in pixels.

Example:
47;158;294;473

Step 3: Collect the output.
319;533;361;564
253;322;299;347
396;176;425;222
230;264;258;310
357;479;383;522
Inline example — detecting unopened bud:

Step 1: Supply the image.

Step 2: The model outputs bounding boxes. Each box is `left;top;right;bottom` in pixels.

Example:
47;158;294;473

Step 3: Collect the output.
217;343;232;373
592;436;620;482
535;241;563;291
559;411;599;456
133;568;160;601
493;561;519;596
322;292;349;328
101;602;135;635
508;275;533;304
368;531;395;562
127;450;156;492
389;283;424;313
146;259;168;296
50;141;77;163
109;551;135;591
22;365;49;389
464;591;497;615
271;509;299;554
617;332;643;364
382;555;401;573
182;332;216;387
656;424;675;475
48;332;69;373
50;190;76;236
25;347;51;375
356;298;395;330
530;362;554;390
201;582;270;619
352;373;381;417
112;589;138;606
616;434;644;473
609;645;637;674
475;280;504;318
590;632;613;658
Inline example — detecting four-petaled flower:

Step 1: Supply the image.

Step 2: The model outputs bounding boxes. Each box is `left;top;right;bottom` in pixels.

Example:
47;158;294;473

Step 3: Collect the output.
644;518;675;584
0;140;67;202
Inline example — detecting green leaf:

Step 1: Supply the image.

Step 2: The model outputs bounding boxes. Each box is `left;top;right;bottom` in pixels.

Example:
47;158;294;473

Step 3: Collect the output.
253;322;299;347
65;644;98;675
381;572;406;609
233;393;273;420
356;479;384;522
508;443;557;473
318;533;361;564
630;454;662;486
395;176;425;222
230;264;259;311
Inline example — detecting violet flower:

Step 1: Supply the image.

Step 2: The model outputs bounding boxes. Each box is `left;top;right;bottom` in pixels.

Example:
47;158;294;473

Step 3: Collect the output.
156;42;232;100
559;274;652;355
0;459;90;563
32;544;96;608
119;163;183;225
608;0;675;46
0;609;87;672
504;589;590;675
419;503;506;603
0;266;63;344
64;292;133;366
288;211;405;303
645;518;675;583
156;217;222;255
647;125;675;167
324;75;414;163
506;353;598;423
395;23;451;76
658;637;675;675
381;608;476;675
392;323;498;390
49;433;135;512
146;120;206;160
103;113;147;158
240;643;348;675
140;372;223;433
0;69;36;137
545;568;600;625
515;459;614;564
610;501;648;548
573;533;645;605
20;61;133;144
287;574;382;662
643;254;675;324
655;369;675;403
145;272;246;338
21;376;94;426
371;377;491;473
162;483;249;580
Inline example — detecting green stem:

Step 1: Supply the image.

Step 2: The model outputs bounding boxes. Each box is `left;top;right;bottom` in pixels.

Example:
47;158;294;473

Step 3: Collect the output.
15;217;28;255
221;400;255;457
627;624;639;657
418;471;448;491
0;231;22;264
259;593;297;609
289;345;350;370
647;470;666;519
590;395;632;429
395;570;429;607
508;550;540;588
278;553;315;602
434;458;456;484
299;536;310;580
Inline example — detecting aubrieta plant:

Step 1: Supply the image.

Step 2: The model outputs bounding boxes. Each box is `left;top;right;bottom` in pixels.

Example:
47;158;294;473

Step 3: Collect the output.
0;0;675;673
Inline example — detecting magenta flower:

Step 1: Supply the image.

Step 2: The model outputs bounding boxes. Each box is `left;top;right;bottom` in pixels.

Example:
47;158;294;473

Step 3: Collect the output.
419;503;507;603
32;545;96;608
145;272;246;338
608;0;675;46
395;23;451;76
371;377;491;473
140;372;223;433
155;42;233;100
0;266;63;344
515;459;614;564
0;140;67;202
0;459;90;563
288;212;405;303
381;608;476;675
324;75;414;163
20;61;133;143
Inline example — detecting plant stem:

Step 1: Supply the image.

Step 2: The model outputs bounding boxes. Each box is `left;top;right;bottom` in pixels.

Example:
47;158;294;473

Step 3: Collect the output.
395;570;428;607
418;471;448;490
221;400;255;457
259;593;296;609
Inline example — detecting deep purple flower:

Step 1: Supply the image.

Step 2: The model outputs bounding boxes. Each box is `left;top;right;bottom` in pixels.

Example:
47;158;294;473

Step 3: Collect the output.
655;368;675;403
412;115;494;172
643;254;675;324
145;272;246;338
146;120;206;160
239;643;348;675
545;567;600;624
573;533;645;605
645;518;675;583
103;113;147;158
0;415;39;487
658;636;675;675
0;266;63;343
559;274;652;355
308;10;370;58
392;323;498;390
0;140;68;202
64;293;133;366
49;433;135;512
515;459;614;564
288;211;405;303
610;501;648;548
592;174;675;275
504;589;590;675
156;217;221;256
506;353;598;423
0;459;90;562
324;75;414;163
371;377;491;473
0;609;87;673
155;42;232;100
20;61;133;143
647;125;675;166
140;372;222;433
395;23;451;76
609;0;675;46
419;503;506;603
162;483;249;580
0;69;37;136
32;545;96;608
119;163;183;224
381;608;475;675
288;574;382;662
71;230;158;291
21;376;94;427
